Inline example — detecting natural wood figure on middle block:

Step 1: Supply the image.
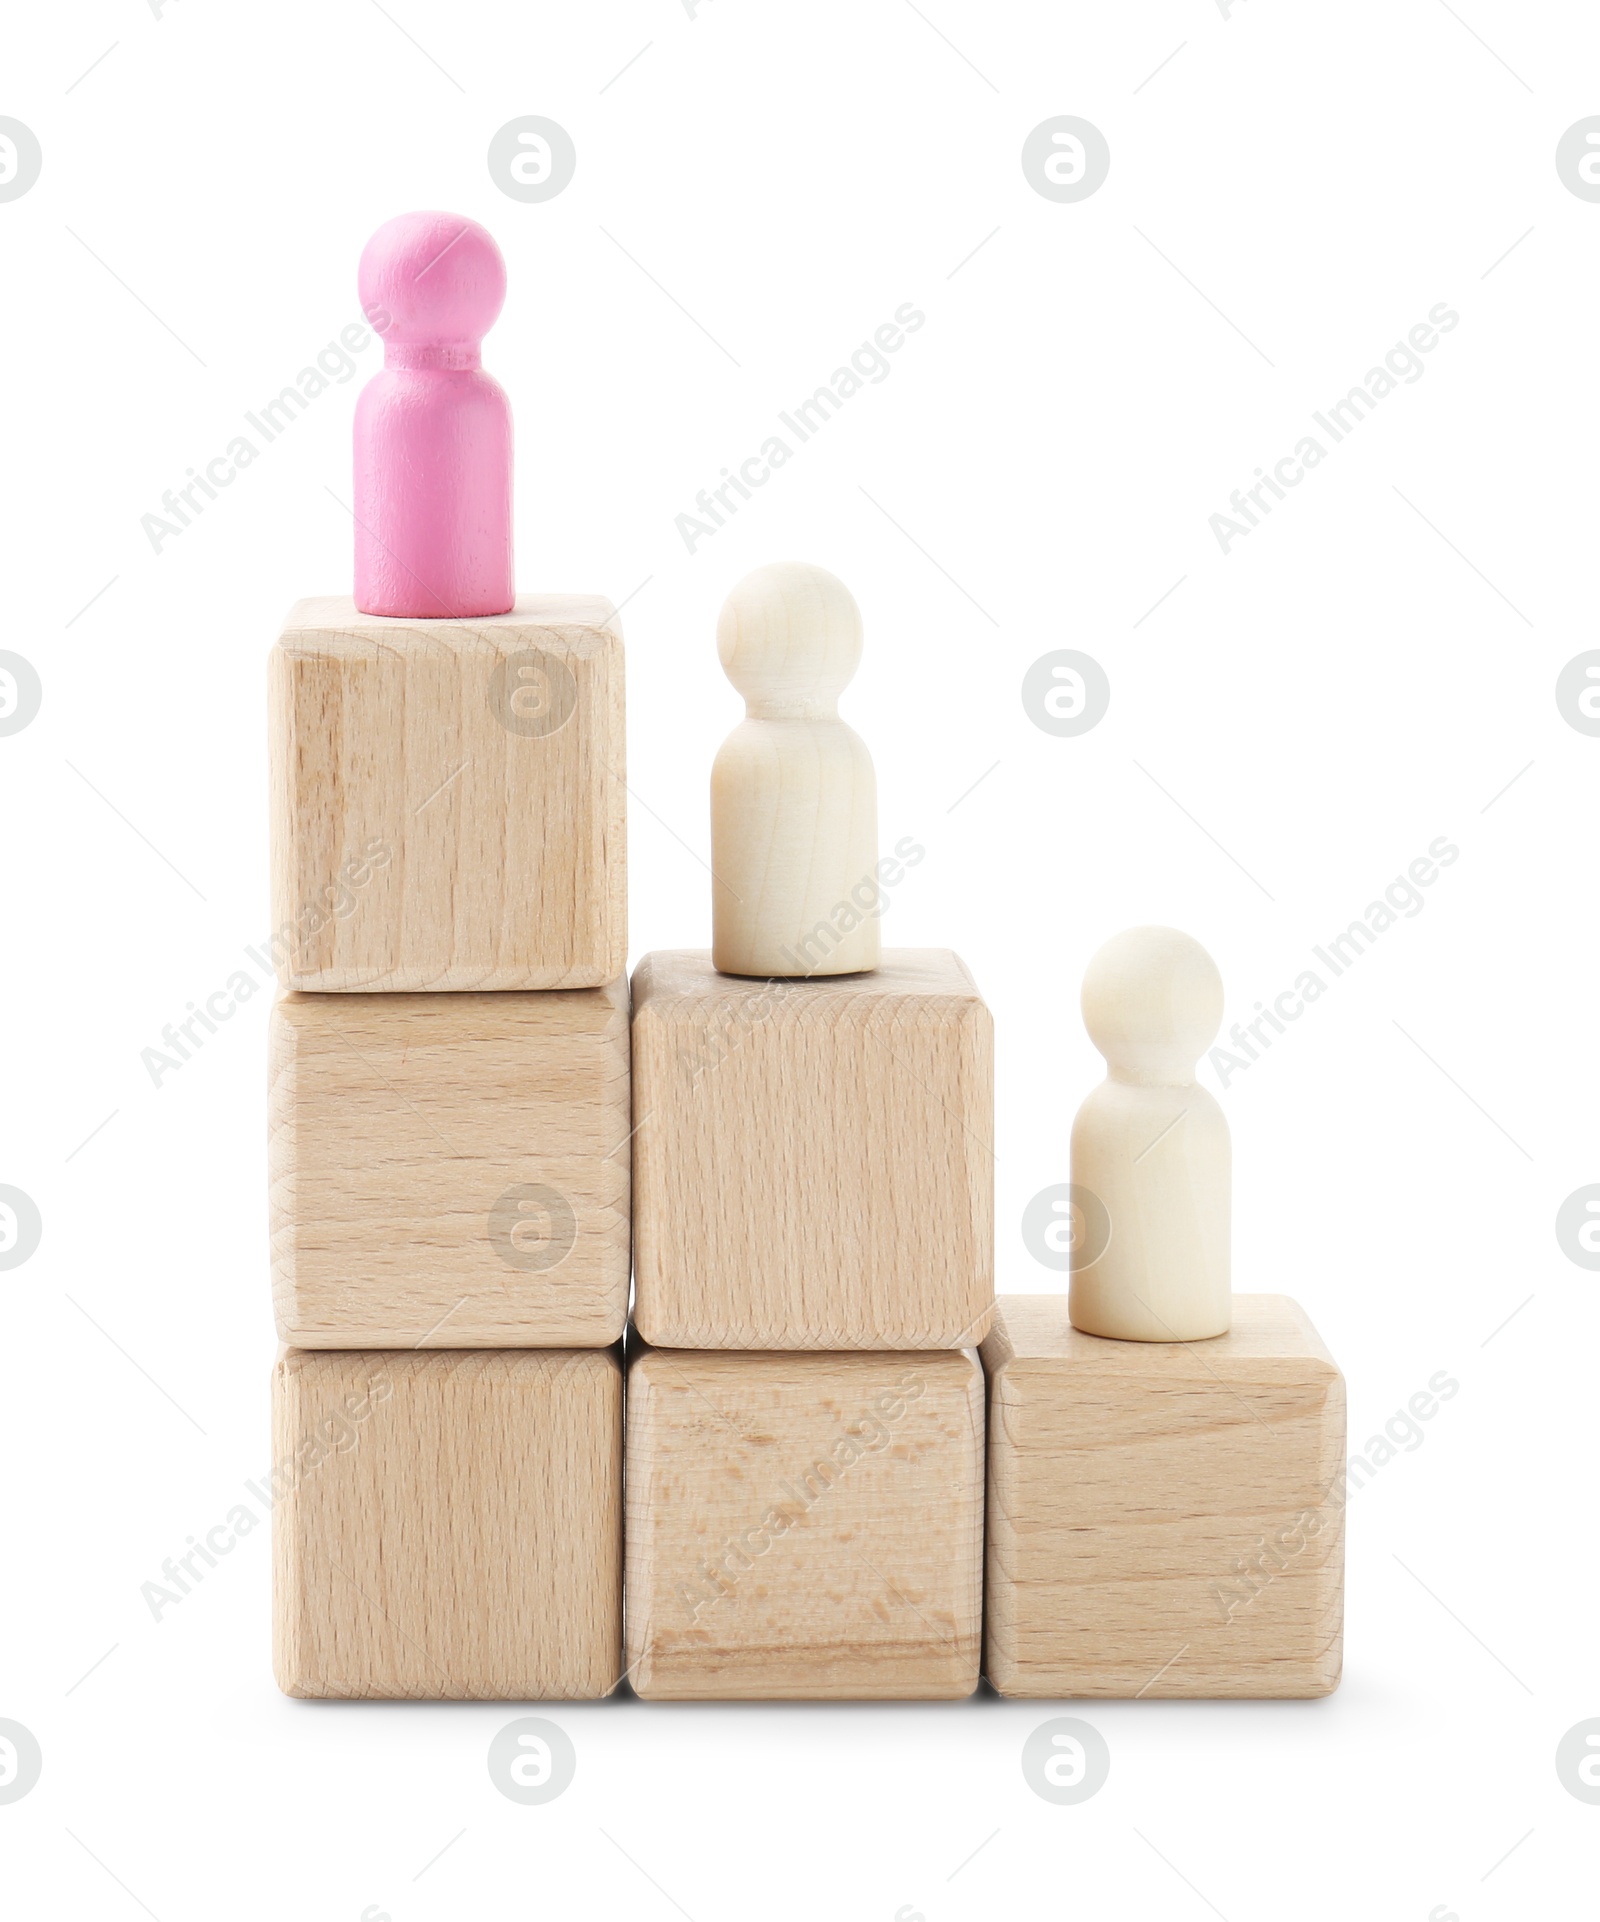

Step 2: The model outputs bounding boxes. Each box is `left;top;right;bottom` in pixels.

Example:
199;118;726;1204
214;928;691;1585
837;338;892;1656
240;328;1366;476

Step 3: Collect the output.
270;980;629;1348
625;1342;984;1699
630;948;994;1349
710;561;878;979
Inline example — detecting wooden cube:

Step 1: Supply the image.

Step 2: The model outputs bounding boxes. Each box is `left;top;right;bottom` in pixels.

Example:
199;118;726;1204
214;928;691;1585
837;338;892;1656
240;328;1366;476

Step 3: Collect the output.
269;595;625;991
630;950;993;1349
624;1343;984;1699
273;1348;621;1699
982;1293;1345;1699
269;981;629;1347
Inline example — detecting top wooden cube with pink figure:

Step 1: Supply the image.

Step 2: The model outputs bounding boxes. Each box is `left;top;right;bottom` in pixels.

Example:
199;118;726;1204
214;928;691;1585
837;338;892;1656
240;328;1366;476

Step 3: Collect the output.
268;213;625;992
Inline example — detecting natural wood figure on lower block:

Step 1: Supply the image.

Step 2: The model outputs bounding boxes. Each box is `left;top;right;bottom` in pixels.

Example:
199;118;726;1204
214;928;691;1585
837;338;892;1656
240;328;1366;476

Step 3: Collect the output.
273;1348;621;1699
269;980;629;1347
625;1344;984;1699
1070;926;1230;1341
982;1294;1345;1699
269;596;626;991
631;950;994;1349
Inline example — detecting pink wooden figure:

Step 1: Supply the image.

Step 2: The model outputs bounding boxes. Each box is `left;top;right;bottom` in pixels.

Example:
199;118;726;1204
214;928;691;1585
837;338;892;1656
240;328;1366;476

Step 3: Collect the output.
353;210;514;618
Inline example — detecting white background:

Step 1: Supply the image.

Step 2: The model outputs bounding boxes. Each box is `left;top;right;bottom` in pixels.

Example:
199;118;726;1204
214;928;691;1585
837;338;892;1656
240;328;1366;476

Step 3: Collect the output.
2;1;1596;1916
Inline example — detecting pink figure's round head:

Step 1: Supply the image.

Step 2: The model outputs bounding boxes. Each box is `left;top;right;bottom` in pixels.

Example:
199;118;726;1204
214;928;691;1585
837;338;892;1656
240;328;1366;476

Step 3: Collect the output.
358;210;506;350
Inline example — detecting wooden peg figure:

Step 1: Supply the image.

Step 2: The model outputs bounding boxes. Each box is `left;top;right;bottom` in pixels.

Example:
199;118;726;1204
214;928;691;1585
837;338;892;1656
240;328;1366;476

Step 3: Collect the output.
1069;926;1230;1342
353;211;514;618
711;562;879;978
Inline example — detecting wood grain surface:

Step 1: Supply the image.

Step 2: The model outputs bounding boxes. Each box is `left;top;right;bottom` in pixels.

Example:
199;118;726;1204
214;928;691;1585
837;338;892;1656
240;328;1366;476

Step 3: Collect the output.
630;950;994;1349
625;1343;984;1699
269;595;625;991
269;981;629;1348
982;1293;1345;1698
273;1348;622;1700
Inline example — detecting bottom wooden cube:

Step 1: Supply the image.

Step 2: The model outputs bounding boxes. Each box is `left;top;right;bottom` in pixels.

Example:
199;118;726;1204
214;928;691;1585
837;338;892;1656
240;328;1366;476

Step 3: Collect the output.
625;1344;984;1699
982;1294;1345;1699
273;1348;621;1699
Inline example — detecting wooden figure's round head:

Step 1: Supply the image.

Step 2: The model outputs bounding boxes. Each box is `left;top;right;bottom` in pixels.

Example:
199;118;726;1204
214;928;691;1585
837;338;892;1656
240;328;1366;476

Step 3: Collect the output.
1081;926;1223;1082
717;562;862;717
357;211;507;352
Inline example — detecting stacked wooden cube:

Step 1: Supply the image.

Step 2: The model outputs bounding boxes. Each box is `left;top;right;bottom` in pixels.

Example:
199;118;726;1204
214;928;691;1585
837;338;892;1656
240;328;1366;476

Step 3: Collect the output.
267;595;630;1699
625;951;996;1698
982;1293;1344;1698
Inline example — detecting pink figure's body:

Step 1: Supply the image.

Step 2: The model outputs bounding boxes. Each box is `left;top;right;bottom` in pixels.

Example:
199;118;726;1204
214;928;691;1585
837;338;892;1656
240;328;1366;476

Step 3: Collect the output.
353;210;514;618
